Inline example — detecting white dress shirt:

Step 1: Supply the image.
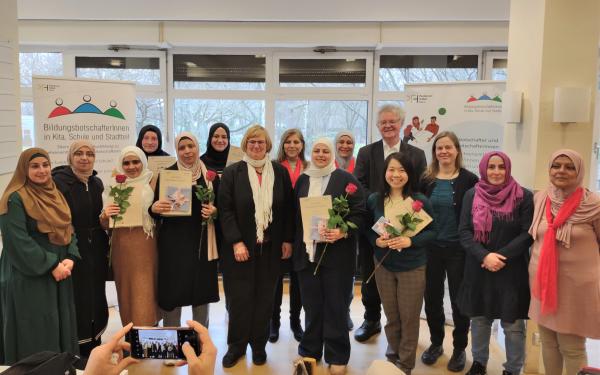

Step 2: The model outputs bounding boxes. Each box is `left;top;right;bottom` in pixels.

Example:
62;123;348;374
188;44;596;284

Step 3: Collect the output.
383;140;401;160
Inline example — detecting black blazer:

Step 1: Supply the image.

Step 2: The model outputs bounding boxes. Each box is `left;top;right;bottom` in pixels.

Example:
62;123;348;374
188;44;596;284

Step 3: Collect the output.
218;161;295;278
354;139;427;196
419;167;479;223
292;169;366;274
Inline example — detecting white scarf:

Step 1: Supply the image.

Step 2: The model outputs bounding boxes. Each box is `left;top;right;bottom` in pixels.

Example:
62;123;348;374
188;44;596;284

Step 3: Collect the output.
243;154;274;243
302;138;336;261
115;146;155;237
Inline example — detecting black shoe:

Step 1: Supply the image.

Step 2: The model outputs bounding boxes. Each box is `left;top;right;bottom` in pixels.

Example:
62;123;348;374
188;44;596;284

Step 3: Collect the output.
421;344;443;365
347;313;354;331
290;320;304;342
222;349;244;368
447;350;466;372
502;371;513;375
268;321;279;343
353;320;381;342
252;349;267;366
466;361;487;375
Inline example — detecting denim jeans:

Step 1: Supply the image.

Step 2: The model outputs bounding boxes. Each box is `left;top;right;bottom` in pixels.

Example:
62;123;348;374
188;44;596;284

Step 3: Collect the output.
471;317;526;373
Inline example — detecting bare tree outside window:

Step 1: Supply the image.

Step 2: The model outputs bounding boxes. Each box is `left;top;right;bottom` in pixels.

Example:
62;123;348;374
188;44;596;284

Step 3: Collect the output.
19;53;63;87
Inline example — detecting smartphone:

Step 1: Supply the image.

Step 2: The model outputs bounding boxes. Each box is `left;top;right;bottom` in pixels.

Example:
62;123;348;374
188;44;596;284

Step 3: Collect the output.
126;327;200;360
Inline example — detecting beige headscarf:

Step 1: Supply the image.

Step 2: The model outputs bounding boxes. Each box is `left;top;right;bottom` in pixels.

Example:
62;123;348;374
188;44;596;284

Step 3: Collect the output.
529;149;600;247
174;132;218;261
68;140;95;184
0;148;73;246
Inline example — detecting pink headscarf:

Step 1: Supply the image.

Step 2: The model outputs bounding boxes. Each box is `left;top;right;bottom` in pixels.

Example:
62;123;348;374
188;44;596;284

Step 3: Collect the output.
472;151;523;243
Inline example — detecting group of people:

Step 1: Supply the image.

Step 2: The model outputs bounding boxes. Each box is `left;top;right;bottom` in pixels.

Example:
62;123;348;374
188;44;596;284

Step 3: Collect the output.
0;104;598;375
142;340;180;359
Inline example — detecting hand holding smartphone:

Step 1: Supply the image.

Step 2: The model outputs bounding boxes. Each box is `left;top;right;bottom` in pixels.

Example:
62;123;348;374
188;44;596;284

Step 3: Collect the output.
127;326;201;360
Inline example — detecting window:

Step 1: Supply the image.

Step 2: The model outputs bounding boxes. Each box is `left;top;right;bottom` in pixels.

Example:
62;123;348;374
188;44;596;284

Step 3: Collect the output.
173;54;265;90
19;52;63;87
136;98;165;134
491;58;507;80
279;58;367;88
275;100;368;154
173;99;265;147
379;55;478;91
76;57;161;85
21;102;34;149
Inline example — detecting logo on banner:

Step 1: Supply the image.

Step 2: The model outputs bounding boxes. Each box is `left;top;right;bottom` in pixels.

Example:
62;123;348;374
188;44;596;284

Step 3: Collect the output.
48;96;126;119
464;93;502;113
406;93;433;104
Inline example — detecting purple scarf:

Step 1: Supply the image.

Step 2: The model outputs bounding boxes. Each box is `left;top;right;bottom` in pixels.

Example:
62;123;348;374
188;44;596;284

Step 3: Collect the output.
472;151;524;243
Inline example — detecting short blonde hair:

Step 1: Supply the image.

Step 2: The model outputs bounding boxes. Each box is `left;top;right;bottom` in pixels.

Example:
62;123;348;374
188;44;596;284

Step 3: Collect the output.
377;104;406;124
241;124;272;153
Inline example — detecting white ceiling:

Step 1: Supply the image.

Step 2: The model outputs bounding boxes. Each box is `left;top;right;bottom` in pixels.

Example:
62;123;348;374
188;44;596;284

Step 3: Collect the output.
18;0;510;22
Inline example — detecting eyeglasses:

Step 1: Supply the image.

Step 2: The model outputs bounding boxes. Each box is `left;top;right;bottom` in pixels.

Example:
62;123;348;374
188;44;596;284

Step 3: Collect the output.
378;120;399;126
122;160;142;167
248;140;266;146
73;151;95;158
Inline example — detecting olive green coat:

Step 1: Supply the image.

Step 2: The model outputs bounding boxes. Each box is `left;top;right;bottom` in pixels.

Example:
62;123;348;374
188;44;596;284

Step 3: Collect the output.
0;192;80;364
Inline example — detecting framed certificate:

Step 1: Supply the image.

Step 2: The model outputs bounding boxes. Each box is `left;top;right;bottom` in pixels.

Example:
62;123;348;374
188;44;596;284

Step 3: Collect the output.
159;170;193;217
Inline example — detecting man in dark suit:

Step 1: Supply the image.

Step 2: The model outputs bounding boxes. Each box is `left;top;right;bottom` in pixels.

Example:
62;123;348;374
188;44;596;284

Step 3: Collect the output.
353;104;427;342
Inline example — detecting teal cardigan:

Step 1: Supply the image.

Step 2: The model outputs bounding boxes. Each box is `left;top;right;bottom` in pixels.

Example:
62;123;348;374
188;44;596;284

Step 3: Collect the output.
367;192;438;272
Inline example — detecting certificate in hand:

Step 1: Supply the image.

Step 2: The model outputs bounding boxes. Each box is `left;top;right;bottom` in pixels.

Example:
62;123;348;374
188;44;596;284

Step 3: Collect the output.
147;156;176;175
384;196;432;238
300;195;333;245
109;183;143;228
159;170;193;216
226;146;244;167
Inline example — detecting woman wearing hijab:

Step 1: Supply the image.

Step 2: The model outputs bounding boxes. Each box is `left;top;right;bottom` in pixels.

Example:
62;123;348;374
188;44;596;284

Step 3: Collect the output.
136;124;170;157
293;138;365;375
151;132;219;328
218;125;294;368
334;131;356;174
457;152;533;375
528;149;600;375
270;128;308;343
52;141;109;357
201;122;231;176
0;148;79;364
103;146;158;326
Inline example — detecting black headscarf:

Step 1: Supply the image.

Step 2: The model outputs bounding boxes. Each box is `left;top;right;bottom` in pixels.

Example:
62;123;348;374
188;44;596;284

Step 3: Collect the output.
200;123;230;174
136;124;169;157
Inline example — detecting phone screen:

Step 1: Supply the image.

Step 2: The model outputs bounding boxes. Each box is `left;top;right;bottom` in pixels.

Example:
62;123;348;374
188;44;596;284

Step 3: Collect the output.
127;327;200;360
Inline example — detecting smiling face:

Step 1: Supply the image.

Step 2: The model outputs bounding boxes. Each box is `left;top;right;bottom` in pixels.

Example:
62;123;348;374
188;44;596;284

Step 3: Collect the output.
71;146;95;174
486;155;506;186
311;143;332;168
211;127;229;152
377;111;402;143
550;155;579;191
283;134;303;161
177;138;198;166
28;156;51;185
434;136;458;167
122;154;143;179
141;131;159;153
336;135;354;158
385;158;408;191
246;136;267;160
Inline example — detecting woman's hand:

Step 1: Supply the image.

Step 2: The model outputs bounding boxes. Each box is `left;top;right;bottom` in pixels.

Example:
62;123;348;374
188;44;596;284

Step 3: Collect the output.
101;203;121;219
61;259;74;272
375;236;388;248
324;228;345;243
201;203;217;220
482;252;506;272
83;323;138;375
281;242;292;259
151;199;173;215
52;262;71;281
386;236;411;251
233;242;249;262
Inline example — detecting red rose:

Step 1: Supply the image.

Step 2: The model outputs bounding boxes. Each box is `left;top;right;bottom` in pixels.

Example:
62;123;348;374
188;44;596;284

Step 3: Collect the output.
205;170;217;182
115;174;127;184
412;200;424;212
345;183;358;195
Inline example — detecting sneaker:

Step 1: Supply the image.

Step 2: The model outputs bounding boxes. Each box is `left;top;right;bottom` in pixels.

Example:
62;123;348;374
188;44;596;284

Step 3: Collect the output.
421;344;443;365
466;361;487;375
447;350;466;372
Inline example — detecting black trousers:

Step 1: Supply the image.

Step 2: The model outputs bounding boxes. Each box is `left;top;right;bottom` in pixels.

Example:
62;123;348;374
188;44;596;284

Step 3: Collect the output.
223;243;280;354
297;264;354;365
358;235;381;322
272;259;302;326
424;241;469;351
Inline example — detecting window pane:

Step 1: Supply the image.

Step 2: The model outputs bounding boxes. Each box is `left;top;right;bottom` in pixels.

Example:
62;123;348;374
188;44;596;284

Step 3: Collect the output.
21;102;34;149
492;58;508;80
379;55;478;91
19;53;63;87
173;55;265;90
275;100;368;155
173;99;265;147
76;57;160;85
136;98;164;135
279;59;366;88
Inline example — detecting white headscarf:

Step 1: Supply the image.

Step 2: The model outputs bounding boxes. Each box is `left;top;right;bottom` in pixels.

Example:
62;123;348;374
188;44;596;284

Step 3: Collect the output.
303;137;336;261
243;152;275;243
115;146;155;237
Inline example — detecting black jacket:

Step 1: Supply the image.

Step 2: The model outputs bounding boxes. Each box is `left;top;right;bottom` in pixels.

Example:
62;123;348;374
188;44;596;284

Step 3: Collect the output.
218;161;295;279
292;169;366;274
52;166;108;345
